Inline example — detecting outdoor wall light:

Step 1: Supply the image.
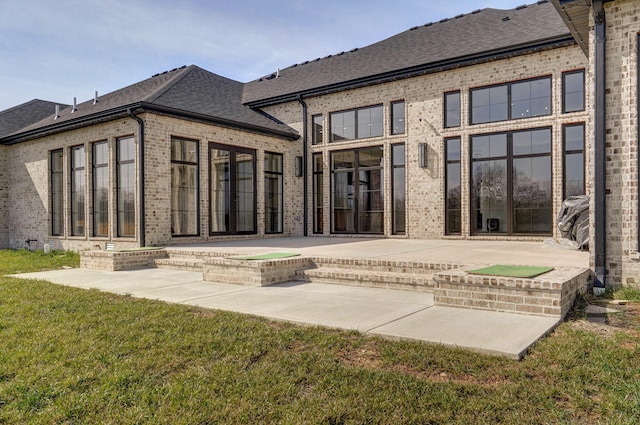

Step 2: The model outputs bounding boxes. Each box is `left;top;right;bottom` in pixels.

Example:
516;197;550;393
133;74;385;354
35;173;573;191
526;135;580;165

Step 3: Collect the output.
418;143;428;168
295;156;303;177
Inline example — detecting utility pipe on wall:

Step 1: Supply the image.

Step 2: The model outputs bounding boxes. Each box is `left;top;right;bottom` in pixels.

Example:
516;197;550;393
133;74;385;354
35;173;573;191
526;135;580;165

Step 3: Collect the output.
127;108;146;248
297;96;309;237
593;0;606;293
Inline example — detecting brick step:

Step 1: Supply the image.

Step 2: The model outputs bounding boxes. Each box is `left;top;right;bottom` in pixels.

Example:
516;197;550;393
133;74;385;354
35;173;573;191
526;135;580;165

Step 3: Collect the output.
310;257;457;275
154;258;204;272
163;249;242;260
295;267;435;291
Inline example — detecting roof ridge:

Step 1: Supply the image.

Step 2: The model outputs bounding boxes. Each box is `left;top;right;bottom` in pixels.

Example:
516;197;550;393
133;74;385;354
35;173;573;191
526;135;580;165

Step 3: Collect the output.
142;65;194;104
0;99;60;115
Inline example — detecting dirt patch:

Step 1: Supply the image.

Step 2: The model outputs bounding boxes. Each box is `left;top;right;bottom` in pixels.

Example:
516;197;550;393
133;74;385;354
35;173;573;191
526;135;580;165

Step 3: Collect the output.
568;297;640;337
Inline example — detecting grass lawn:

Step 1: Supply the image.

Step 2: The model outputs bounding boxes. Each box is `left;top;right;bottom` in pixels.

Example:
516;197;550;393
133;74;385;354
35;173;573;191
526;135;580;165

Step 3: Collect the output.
1;250;639;424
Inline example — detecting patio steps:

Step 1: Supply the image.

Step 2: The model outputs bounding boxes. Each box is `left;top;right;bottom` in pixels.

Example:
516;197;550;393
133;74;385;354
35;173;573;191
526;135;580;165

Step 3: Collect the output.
295;258;459;292
152;248;243;272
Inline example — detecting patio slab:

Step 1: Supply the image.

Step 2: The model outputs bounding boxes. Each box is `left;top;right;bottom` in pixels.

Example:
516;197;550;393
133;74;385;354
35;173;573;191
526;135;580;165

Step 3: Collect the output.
13;267;559;359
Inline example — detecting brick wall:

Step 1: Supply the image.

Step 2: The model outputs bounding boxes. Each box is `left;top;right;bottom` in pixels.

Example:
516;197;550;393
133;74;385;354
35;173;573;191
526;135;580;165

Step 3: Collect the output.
4;118;139;252
0;145;7;248
592;0;640;288
262;45;589;240
142;114;303;246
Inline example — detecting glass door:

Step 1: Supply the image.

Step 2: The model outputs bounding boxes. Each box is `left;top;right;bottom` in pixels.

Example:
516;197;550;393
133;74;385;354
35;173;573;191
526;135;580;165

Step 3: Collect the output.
209;143;256;235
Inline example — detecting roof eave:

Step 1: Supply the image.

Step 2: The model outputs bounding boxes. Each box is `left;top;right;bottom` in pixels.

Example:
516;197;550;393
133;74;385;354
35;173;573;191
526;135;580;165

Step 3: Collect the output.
0;102;299;145
0;104;141;145
245;34;577;108
551;0;592;55
139;102;299;141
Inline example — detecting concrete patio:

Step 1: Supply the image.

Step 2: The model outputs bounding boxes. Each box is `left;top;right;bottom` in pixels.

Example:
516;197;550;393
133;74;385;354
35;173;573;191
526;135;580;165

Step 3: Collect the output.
14;238;590;359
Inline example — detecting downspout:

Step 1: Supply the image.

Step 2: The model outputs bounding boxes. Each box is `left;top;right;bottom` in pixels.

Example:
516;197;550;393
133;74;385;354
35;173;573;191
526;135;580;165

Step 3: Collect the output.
593;0;606;294
297;96;309;236
127;108;146;247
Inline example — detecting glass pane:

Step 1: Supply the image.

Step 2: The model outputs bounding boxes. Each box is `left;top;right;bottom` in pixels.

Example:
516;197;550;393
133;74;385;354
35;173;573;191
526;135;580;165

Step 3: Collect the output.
445;92;461;128
564;71;585;112
358;169;384;233
513;156;552;233
471;133;507;159
471;159;507;233
118;137;135;162
393;166;405;234
171;163;198;235
313;153;323;172
446;138;461;162
313;115;323;145
264;153;283;233
235;152;255;232
564;124;585;151
332;150;355;169
392;101;405;135
565;153;585;197
446;162;461;234
117;162;135;237
331;111;356;141
359;147;383;168
313;170;323;234
392;144;405;166
357;106;383;139
332;171;355;232
513;129;551;156
210;148;230;233
93;165;109;237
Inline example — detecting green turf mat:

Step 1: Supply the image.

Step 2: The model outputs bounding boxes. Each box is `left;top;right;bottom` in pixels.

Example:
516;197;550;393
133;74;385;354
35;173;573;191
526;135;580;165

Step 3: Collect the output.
227;252;301;260
467;265;554;278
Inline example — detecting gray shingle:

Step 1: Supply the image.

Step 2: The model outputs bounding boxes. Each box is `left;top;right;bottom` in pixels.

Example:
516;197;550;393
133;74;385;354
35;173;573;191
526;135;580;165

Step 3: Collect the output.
0;99;68;138
2;66;298;143
242;1;571;105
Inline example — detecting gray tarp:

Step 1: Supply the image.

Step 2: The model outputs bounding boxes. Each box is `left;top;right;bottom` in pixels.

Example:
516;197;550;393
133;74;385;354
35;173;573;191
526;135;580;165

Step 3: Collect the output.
557;195;589;249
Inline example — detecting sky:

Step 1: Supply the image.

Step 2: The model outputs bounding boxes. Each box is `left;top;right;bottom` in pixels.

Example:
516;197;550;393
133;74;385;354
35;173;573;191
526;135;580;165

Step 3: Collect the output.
0;0;529;111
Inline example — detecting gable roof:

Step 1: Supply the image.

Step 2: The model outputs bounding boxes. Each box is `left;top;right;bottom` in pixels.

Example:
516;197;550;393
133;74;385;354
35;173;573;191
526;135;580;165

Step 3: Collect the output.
1;66;298;144
0;99;69;139
243;0;574;106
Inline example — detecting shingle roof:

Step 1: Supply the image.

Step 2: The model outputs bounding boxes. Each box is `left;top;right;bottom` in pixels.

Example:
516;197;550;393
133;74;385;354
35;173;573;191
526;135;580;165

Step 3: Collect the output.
0;99;68;138
1;66;298;144
243;0;572;105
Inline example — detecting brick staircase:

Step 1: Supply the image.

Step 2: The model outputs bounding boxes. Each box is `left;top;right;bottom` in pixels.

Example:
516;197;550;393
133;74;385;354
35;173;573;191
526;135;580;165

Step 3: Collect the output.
296;257;459;292
152;248;242;272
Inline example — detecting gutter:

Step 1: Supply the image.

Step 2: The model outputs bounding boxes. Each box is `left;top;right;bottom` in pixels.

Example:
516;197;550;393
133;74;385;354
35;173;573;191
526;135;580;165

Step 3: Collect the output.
246;35;576;108
1;102;298;146
127;108;146;248
297;96;308;236
593;0;606;294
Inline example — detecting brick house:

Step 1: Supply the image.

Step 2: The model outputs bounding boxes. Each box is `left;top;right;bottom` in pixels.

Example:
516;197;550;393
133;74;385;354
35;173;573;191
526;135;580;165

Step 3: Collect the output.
0;0;637;290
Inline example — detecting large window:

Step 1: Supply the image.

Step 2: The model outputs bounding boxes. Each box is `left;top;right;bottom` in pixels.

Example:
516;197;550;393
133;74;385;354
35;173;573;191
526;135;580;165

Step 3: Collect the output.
92;141;109;237
313;153;323;234
330;105;383;142
470;77;551;124
331;147;383;234
51;149;64;236
209;143;256;235
562;70;585;113
563;124;585;198
471;128;552;235
445;137;461;234
392;144;406;234
444;91;461;128
171;137;199;236
70;145;85;236
264;152;283;234
117;137;135;237
391;101;405;135
312;115;323;145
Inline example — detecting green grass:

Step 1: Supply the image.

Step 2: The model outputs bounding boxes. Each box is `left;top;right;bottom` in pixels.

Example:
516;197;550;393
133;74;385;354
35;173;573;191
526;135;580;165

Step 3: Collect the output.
1;250;639;424
0;249;79;275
